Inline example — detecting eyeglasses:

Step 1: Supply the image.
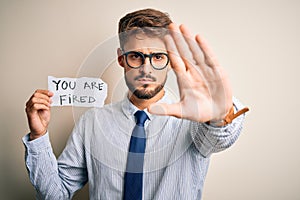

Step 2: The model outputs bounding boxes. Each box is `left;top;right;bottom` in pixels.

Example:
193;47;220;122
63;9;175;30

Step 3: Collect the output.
122;51;169;70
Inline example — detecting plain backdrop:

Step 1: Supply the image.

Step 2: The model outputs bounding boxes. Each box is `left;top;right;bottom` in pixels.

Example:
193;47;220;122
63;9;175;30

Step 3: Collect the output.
1;0;299;199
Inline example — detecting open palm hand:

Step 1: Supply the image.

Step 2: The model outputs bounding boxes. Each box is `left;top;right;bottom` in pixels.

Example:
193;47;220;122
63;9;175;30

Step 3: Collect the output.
149;24;233;123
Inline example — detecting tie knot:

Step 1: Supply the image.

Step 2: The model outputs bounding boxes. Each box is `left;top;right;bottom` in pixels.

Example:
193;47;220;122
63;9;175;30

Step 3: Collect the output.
134;110;148;126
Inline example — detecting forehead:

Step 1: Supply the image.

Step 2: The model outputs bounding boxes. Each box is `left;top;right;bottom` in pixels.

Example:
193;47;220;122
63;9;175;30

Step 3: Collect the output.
123;34;167;52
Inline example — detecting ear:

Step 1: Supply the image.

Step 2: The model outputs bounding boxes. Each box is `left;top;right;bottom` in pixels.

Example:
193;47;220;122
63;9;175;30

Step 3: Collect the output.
117;48;125;68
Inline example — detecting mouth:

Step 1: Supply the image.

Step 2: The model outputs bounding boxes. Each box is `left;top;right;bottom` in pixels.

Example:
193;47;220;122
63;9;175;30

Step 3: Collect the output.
134;75;156;85
137;78;155;84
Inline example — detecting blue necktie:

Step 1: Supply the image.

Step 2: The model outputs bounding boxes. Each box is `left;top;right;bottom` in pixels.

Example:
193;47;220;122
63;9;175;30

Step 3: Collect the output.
123;110;148;200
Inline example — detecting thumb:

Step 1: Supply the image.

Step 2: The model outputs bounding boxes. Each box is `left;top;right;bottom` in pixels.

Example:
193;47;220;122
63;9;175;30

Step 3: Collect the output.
148;102;182;118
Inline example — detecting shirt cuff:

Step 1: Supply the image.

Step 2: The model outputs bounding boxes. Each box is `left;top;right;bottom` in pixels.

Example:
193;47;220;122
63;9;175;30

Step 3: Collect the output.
22;132;52;154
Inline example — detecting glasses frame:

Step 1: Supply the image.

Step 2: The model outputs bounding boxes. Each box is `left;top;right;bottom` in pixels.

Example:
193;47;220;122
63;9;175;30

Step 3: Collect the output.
122;51;170;70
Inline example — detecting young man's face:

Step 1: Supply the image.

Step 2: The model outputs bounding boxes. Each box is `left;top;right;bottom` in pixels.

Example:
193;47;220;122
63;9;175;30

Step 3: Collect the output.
118;33;169;99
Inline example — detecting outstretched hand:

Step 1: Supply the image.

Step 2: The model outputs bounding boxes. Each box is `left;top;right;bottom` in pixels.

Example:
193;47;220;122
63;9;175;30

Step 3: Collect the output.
148;23;233;123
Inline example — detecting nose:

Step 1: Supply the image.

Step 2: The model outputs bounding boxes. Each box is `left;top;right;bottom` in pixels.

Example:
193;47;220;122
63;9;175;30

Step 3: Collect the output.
139;57;153;74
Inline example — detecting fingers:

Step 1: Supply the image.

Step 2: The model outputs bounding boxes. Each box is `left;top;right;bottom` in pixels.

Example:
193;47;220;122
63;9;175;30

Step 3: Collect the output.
27;103;50;112
179;24;205;66
164;34;185;72
148;102;182;118
168;23;195;67
195;34;219;67
167;23;203;69
26;90;53;113
167;23;219;69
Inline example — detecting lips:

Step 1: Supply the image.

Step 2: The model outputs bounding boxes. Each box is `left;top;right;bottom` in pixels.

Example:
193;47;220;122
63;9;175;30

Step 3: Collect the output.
134;75;156;83
136;78;155;85
138;78;154;82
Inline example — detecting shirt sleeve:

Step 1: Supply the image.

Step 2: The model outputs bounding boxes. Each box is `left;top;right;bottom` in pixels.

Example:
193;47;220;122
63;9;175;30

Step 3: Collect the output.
190;97;247;158
22;117;88;199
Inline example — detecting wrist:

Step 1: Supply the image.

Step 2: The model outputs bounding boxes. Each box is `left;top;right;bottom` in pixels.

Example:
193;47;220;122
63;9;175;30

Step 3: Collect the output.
29;131;46;141
206;105;249;127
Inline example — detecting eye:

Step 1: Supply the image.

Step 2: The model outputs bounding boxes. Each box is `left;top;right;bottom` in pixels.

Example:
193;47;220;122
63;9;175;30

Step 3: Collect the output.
128;52;142;60
153;53;167;61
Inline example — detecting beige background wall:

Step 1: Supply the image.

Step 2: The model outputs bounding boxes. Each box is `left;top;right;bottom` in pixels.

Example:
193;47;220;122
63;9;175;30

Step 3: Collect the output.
1;0;299;199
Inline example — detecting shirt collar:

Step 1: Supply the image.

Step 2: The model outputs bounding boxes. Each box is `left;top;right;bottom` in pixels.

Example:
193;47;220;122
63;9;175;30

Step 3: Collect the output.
121;90;174;121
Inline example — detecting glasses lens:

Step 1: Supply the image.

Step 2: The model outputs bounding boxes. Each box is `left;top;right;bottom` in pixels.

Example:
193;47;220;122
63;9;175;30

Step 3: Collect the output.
151;53;169;69
126;51;143;68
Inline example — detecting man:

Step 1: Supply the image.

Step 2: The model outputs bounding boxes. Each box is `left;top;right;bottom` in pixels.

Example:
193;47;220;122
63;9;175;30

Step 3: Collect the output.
24;8;248;199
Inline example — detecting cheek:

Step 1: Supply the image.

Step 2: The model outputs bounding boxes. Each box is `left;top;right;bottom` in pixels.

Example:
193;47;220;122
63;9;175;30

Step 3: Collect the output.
124;67;137;79
155;70;168;82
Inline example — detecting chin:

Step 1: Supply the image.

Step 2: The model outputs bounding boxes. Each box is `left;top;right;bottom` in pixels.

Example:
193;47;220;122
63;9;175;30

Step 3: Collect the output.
133;85;164;99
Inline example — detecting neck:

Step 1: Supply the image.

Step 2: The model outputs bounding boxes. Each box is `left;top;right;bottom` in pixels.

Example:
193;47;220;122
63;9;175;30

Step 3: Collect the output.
128;89;165;110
